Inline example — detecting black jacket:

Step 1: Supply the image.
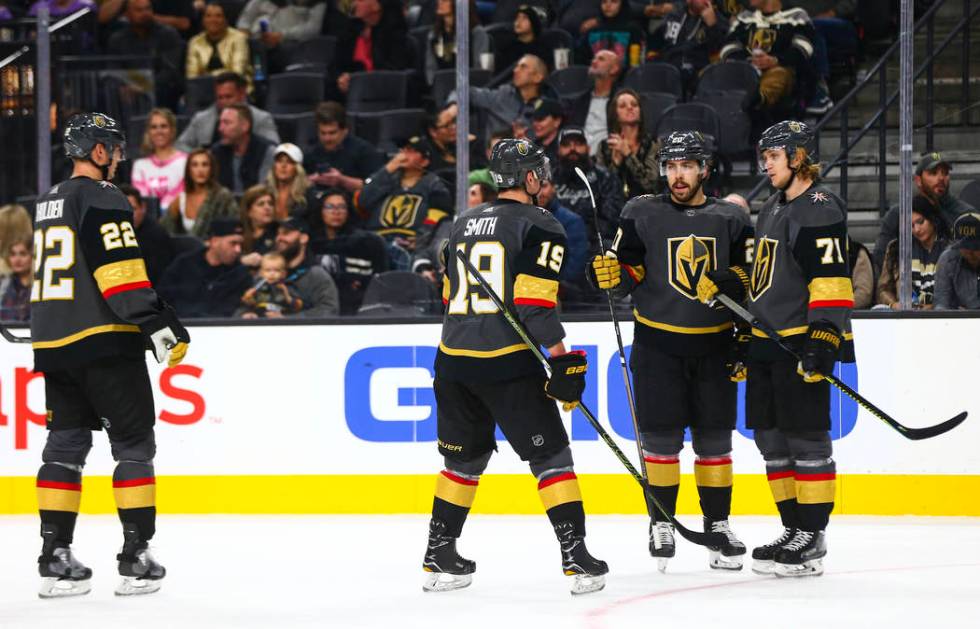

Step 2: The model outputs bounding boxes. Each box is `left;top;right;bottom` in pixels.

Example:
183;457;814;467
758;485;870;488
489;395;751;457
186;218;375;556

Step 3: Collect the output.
211;134;274;194
157;250;252;318
310;224;389;314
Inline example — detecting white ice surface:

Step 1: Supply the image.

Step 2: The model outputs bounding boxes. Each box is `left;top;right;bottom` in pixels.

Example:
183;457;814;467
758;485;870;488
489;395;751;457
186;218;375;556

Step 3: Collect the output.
0;515;977;629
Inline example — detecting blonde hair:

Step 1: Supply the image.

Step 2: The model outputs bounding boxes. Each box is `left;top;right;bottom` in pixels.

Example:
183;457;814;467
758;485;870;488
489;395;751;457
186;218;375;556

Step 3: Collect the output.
793;147;821;182
0;204;32;260
140;108;178;156
260;251;286;268
265;159;310;218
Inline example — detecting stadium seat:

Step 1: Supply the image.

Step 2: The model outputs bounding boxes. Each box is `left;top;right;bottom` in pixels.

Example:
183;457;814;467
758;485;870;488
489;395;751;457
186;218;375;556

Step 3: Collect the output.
655;102;721;152
623;63;682;98
284;35;337;74
346;71;410;113
356;271;442;317
546;65;591;99
694;90;752;157
639;92;678;135
265;72;326;114
274;112;317;150
696;61;759;95
960;179;980;210
214;0;247;25
184;75;215;115
431;68;491;108
348;108;426;152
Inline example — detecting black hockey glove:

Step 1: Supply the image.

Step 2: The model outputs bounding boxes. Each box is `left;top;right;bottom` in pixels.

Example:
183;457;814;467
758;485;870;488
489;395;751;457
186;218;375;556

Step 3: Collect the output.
140;301;190;368
727;327;751;383
798;321;841;383
545;350;588;411
696;266;751;306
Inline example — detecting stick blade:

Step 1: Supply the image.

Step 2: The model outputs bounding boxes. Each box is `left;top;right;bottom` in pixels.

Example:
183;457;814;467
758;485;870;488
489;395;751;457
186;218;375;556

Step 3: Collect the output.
898;411;968;440
674;525;729;548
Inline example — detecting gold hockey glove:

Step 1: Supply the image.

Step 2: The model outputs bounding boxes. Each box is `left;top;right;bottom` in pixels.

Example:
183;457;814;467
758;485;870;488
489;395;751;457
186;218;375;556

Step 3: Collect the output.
589;254;621;290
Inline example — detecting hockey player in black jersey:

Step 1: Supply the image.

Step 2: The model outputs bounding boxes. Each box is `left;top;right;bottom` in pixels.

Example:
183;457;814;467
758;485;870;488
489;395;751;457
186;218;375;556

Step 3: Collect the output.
589;131;752;572
422;138;608;596
698;120;855;578
31;113;190;598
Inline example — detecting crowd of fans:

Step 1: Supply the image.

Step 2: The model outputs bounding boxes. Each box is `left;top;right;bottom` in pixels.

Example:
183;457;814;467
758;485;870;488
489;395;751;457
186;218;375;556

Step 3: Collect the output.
0;0;977;322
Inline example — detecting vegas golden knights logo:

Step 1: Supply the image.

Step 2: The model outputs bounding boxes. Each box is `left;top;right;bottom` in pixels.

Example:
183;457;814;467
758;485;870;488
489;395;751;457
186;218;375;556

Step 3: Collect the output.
381;194;423;229
750;28;776;53
750;237;779;300
667;235;716;300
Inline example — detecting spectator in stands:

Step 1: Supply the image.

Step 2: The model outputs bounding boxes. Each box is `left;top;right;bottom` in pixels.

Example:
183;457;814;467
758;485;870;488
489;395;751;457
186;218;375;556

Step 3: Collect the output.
212;103;276;194
566;49;622;154
0;203;32;276
468;181;498;208
577;0;645;68
876;196;950;310
28;0;95;19
237;0;327;73
334;0;415;96
425;0;490;85
553;126;625;244
496;4;552;72
537;176;589;295
635;1;680;40
186;2;252;89
305;101;384;194
238;251;305;318
266;142;310;218
177;72;280;151
595;88;659;198
558;0;599;36
529;97;564;165
467;128;510;191
786;0;858;115
308;188;389;314
719;0;816;113
648;0;728;97
121;184;176;285
873;152;974;272
131;108;188;212
849;236;874;309
163;147;238;237
0;235;31;322
106;0;184;109
427;103;464;173
450;54;554;143
934;213;980;311
275;216;341;316
157;216;253;318
240;184;278;267
359;136;453;269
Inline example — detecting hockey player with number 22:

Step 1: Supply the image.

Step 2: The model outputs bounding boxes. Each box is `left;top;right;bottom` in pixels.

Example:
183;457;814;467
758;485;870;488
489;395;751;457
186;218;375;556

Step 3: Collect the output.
698;120;855;577
30;113;190;598
590;131;753;572
422;138;608;596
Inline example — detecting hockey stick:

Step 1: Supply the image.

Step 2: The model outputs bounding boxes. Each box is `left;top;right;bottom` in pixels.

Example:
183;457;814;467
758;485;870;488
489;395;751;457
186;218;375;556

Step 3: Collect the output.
711;292;967;440
455;249;725;548
0;322;31;344
573;167;656;517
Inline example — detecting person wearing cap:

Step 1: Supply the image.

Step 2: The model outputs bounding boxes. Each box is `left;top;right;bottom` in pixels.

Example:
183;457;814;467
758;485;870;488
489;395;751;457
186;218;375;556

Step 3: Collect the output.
933;212;980;310
530;97;564;165
873;151;975;273
496;4;553;72
359;135;453;270
265;142;310;219
211;103;276;195
566;49;624;154
876;195;950;310
274;216;340;317
157;216;253;318
553;125;625;246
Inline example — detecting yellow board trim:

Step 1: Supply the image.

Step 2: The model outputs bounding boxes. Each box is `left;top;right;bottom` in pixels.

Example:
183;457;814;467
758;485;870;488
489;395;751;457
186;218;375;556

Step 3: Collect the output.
32;323;141;349
438;342;528;358
538;478;583;511
694;463;733;488
634;309;734;335
513;274;559;303
113;485;156;510
93;258;149;293
435;473;478;508
808;276;855;303
0;474;978;515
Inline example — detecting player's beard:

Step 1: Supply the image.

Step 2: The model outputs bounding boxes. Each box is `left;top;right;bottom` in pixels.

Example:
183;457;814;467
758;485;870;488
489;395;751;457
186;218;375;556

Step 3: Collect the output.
670;177;700;204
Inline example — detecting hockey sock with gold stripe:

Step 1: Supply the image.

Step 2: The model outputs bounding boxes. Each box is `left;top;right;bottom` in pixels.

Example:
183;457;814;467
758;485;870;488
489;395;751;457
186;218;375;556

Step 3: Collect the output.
432;469;479;538
538;470;585;536
765;458;800;529
113;462;156;542
795;458;835;531
37;463;82;546
695;455;733;521
644;454;680;522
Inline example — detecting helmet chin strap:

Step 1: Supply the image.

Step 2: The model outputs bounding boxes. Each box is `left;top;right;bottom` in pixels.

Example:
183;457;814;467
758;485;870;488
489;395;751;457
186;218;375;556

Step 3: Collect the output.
87;150;112;181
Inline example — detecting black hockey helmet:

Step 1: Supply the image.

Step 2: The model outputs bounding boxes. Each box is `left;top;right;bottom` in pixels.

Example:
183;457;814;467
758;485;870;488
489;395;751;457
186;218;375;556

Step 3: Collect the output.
656;130;712;176
489;138;551;189
757;119;817;168
64;112;128;161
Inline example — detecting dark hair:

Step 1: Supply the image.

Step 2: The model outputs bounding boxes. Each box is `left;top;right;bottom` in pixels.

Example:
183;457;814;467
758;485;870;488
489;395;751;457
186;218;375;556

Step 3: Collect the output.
426;105;455;132
606;87;646;137
308;187;354;236
214;71;247;90
433;0;479;35
315;101;347;128
225;102;253;129
183;148;219;193
118;183;141;201
488;127;510;148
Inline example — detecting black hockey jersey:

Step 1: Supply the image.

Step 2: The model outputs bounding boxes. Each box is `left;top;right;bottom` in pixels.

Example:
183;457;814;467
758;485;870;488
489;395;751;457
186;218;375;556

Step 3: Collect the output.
435;199;567;382
748;184;855;360
611;194;753;355
719;8;815;71
30;177;166;371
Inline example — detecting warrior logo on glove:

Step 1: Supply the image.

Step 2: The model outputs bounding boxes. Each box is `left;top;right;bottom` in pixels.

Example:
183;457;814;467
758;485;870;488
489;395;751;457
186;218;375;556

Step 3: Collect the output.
668;235;716;300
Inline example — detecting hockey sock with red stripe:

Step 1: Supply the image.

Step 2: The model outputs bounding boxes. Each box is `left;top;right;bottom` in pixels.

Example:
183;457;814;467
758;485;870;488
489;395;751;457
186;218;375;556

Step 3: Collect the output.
695;455;733;521
37;463;82;546
766;459;801;529
537;471;585;536
432;469;479;538
795;459;836;531
644;454;679;522
113;462;156;543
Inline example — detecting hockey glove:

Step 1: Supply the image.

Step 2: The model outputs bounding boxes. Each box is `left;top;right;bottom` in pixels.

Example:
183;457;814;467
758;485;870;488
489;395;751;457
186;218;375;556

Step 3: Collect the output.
797;321;841;383
727;328;751;383
141;302;190;368
545;350;588;411
588;254;621;290
696;266;751;306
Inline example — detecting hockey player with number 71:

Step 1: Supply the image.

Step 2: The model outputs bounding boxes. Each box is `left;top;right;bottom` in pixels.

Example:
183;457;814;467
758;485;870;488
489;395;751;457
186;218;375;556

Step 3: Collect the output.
697;120;856;578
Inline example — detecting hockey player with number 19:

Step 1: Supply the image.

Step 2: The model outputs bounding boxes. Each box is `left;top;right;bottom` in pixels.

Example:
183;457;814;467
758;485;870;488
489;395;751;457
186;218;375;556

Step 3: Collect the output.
698;120;855;578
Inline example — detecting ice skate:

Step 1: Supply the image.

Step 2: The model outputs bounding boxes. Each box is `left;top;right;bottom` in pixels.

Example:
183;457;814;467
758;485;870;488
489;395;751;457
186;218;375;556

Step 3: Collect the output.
422;519;475;593
774;530;826;578
38;524;92;599
705;519;746;570
555;521;607;595
648;520;675;573
751;526;796;575
115;525;166;596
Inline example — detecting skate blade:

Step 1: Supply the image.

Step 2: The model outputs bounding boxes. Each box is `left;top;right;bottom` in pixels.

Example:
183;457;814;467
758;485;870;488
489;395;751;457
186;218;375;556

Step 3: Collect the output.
751;559;777;576
570;574;605;596
657;557;669;574
39;577;91;599
423;572;473;593
709;550;744;571
115;576;163;596
774;559;824;578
